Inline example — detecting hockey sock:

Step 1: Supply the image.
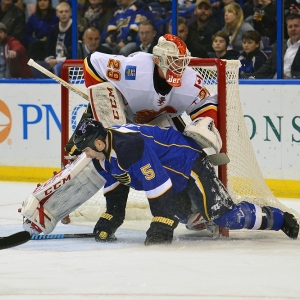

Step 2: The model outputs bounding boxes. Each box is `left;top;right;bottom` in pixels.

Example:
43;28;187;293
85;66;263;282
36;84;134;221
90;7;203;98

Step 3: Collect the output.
213;202;284;231
259;206;284;231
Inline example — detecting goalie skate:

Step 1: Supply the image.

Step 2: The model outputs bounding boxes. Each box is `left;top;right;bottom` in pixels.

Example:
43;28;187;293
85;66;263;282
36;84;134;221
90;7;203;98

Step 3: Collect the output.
186;213;219;237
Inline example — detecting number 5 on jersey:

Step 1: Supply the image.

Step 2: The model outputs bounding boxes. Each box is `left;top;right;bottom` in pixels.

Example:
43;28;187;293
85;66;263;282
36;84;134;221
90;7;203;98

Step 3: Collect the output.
141;164;155;180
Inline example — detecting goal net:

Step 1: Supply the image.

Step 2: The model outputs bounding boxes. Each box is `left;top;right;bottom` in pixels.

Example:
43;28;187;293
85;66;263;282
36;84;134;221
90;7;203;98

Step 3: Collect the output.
61;59;300;225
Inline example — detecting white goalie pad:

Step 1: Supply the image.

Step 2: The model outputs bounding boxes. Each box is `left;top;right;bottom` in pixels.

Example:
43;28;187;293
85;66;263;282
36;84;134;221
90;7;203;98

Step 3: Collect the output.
88;82;127;128
183;117;222;153
21;153;106;234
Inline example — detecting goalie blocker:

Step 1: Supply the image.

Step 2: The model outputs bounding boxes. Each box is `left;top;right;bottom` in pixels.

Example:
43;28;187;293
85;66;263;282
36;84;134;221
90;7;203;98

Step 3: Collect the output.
66;82;127;155
21;153;106;235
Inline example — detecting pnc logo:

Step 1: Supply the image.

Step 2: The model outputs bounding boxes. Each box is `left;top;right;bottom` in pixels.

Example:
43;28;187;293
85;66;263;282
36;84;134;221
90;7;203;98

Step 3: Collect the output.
0;100;12;143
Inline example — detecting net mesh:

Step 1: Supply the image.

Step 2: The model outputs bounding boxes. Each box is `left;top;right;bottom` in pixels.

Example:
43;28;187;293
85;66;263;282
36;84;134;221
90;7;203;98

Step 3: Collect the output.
61;60;300;224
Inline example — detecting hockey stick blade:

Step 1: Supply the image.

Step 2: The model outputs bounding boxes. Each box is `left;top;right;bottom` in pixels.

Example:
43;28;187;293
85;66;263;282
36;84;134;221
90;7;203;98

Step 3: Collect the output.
31;233;96;240
0;231;31;250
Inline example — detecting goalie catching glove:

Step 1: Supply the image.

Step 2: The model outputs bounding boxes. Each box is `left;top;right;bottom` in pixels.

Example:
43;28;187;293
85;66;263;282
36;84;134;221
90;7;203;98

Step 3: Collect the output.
183;117;222;153
93;212;124;242
145;215;179;246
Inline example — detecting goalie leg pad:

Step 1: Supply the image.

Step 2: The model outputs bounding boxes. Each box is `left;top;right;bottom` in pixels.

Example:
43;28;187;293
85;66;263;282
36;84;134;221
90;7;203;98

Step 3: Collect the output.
21;153;106;234
88;82;127;128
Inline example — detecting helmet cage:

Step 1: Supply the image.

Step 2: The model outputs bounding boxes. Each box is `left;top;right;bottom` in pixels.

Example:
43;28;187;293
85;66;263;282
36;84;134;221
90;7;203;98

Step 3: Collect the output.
153;34;191;87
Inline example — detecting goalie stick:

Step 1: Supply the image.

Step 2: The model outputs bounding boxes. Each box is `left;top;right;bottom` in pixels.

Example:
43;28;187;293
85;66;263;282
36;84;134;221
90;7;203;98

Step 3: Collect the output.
27;59;89;101
0;231;31;250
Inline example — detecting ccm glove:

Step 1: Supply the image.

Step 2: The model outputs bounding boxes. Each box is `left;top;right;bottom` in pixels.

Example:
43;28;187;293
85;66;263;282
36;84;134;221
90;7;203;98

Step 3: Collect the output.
93;212;123;242
145;215;179;246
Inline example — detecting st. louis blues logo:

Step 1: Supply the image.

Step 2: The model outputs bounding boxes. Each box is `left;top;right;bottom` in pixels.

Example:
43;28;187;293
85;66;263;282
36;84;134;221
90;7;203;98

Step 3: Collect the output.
79;123;87;133
79;121;96;133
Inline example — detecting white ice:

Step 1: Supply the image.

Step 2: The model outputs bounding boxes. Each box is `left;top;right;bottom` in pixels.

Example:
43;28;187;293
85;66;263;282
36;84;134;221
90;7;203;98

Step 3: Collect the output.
0;181;300;300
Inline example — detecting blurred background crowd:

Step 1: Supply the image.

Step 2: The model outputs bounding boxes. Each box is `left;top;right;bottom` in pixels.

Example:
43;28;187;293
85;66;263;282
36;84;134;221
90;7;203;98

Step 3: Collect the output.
0;0;299;79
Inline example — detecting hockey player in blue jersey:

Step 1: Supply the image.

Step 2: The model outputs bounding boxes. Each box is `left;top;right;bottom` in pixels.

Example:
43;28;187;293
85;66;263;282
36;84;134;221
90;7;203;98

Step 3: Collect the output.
73;118;299;245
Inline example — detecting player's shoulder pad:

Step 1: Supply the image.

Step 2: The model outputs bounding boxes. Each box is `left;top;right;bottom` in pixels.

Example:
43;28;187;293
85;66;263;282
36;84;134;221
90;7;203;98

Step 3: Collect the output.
110;130;144;169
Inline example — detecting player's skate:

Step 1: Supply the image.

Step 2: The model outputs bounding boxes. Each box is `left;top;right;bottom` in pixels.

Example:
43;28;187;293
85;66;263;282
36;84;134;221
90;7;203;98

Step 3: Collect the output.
281;212;299;239
186;213;219;237
22;218;42;235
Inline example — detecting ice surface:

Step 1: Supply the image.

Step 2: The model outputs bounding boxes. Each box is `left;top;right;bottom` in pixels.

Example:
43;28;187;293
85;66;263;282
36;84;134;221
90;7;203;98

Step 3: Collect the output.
1;181;300;300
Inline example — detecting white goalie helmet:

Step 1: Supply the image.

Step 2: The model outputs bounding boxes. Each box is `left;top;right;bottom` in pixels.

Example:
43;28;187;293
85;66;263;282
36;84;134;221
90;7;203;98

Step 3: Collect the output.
153;34;191;87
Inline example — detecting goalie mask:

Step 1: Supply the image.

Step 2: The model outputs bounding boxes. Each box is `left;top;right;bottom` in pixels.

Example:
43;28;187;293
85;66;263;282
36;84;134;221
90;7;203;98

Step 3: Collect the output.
73;118;107;152
153;34;191;87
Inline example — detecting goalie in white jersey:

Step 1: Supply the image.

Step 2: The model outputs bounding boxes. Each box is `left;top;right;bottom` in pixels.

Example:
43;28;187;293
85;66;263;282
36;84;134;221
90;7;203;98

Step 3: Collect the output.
66;34;219;155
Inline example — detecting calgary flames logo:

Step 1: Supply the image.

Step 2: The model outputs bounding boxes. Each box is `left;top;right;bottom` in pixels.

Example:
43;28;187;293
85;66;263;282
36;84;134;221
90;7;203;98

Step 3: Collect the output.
157;96;166;106
134;106;177;124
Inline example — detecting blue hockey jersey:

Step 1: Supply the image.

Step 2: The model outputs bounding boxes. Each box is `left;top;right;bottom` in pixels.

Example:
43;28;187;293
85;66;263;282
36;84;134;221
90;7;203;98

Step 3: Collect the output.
106;0;154;44
92;124;203;216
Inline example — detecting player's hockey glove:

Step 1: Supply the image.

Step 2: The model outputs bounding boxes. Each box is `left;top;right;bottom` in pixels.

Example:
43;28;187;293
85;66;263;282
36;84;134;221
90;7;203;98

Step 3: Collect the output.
145;215;179;246
93;212;123;242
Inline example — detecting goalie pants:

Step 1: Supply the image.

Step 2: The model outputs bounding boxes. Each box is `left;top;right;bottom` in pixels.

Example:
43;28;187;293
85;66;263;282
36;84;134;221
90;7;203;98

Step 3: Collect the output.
173;154;284;231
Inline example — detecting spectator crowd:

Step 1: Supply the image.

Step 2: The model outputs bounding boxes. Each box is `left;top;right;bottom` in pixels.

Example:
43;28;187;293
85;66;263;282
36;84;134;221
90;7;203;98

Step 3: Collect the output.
0;0;299;79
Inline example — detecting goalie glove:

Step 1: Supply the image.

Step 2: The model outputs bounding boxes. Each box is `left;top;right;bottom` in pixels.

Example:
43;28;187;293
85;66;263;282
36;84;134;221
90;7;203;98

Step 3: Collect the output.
145;215;179;246
183;117;222;153
93;212;124;242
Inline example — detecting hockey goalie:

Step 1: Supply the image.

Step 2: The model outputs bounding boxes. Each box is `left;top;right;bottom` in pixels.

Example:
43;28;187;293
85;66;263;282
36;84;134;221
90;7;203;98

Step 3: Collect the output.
66;34;223;156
